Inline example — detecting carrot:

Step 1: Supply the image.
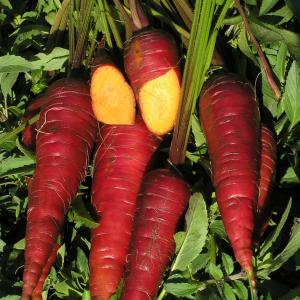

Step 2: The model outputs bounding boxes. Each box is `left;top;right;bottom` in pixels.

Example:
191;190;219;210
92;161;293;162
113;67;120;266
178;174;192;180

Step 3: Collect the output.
89;115;162;300
121;169;190;300
90;49;136;125
198;73;260;288
21;96;51;149
123;0;181;136
254;124;277;245
31;243;60;300
21;78;97;300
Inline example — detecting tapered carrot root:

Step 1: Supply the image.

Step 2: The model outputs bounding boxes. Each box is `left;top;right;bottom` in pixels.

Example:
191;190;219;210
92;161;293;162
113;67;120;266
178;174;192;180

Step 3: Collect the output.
90;49;136;125
121;169;190;300
21;79;97;299
31;243;60;300
199;74;260;288
124;1;181;136
89;115;162;300
254;125;277;245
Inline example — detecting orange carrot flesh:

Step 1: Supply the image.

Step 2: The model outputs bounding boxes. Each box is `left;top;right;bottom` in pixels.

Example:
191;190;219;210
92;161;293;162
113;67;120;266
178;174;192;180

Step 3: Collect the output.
254;124;277;245
90;50;136;125
121;169;190;300
124;29;181;136
89;116;162;300
199;74;260;284
21;79;97;299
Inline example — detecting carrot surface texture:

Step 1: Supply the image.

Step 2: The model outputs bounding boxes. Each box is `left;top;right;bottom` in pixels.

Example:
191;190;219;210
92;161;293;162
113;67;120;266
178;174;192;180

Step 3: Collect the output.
31;243;60;300
254;124;277;245
21;78;97;300
21;96;51;149
121;168;190;300
199;73;260;288
89;115;162;300
90;49;136;125
124;0;181;136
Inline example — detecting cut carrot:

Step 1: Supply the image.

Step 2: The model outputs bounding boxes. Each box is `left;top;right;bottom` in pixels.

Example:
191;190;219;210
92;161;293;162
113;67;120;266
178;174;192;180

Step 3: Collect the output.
139;68;180;136
90;50;136;125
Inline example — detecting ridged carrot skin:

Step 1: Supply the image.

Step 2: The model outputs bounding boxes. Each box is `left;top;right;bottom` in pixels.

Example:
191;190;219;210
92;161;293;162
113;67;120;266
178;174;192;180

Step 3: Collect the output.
22;96;50;149
254;125;277;244
121;169;190;300
199;74;260;276
124;29;180;91
21;79;97;300
124;29;181;135
89;116;162;300
31;243;60;300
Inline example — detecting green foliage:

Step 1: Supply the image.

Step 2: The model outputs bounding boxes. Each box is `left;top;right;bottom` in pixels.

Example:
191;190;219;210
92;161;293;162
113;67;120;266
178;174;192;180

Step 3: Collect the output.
1;0;300;299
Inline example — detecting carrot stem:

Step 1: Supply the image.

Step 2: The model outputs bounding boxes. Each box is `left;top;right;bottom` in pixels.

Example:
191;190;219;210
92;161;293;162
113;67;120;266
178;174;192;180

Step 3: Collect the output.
234;0;281;100
71;0;93;69
129;0;149;30
113;0;136;38
247;269;258;300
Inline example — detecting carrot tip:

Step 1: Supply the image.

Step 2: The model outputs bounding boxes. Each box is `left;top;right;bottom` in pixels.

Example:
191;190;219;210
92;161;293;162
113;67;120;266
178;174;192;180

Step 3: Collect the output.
246;267;258;300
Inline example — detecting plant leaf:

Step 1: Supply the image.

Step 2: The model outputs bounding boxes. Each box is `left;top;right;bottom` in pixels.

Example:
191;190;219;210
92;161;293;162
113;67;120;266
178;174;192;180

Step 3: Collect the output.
258;220;300;277
232;280;248;300
223;282;236;300
172;193;208;271
221;253;234;275
282;61;300;128
0;155;35;177
259;198;292;258
207;262;223;280
259;0;280;16
164;273;205;298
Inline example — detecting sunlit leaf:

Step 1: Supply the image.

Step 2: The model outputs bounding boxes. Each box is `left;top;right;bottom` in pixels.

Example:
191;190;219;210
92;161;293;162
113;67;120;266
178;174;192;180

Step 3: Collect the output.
259;0;281;16
282;61;300;128
172;193;208;271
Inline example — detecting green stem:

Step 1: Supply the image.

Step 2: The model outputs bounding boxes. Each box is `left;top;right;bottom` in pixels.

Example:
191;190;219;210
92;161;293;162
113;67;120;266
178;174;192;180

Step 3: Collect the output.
169;0;233;165
173;0;193;28
0;114;40;146
234;0;281;100
157;271;247;300
209;234;217;265
147;7;190;40
223;15;242;25
46;0;70;51
113;0;135;39
71;0;94;69
104;0;123;49
98;0;113;48
247;271;258;300
87;16;102;63
157;288;167;300
68;0;75;70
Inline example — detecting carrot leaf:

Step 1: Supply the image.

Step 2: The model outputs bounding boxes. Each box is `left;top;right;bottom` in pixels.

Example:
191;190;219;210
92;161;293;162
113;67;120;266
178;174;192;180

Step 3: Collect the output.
169;0;233;165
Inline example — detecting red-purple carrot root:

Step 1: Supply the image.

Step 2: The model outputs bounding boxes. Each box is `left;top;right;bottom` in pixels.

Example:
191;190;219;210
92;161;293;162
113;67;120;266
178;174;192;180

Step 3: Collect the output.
121;168;190;300
21;79;97;299
21;96;51;149
89;115;162;300
199;73;260;290
124;0;181;136
31;243;60;300
254;124;277;245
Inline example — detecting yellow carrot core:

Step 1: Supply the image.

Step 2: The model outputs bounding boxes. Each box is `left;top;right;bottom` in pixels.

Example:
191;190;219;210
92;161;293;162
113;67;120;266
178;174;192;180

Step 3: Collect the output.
91;65;136;125
139;69;180;136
